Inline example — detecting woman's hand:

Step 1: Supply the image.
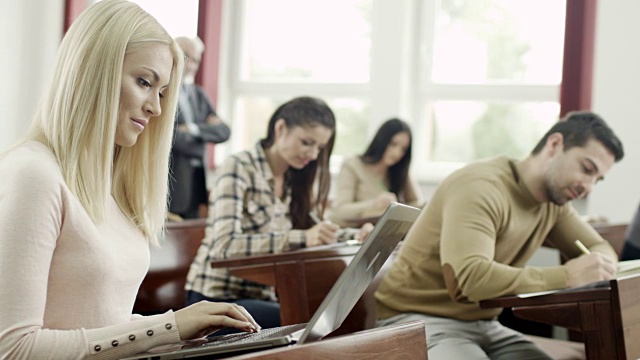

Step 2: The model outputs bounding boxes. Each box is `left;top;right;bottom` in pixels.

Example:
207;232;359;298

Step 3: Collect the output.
305;222;339;247
356;222;375;242
174;301;261;340
372;192;397;212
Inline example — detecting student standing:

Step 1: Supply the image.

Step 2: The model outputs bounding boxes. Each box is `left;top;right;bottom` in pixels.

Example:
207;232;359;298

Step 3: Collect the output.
0;2;258;359
168;36;231;220
186;97;373;330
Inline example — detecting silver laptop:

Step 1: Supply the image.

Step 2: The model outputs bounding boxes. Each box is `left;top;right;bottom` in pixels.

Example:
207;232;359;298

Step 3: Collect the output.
123;202;420;359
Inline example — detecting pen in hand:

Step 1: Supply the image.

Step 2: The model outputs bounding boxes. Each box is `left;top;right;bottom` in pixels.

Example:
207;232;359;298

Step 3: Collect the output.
309;212;323;224
575;239;591;255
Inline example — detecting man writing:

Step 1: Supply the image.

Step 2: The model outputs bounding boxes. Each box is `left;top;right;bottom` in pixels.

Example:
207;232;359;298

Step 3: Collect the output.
169;36;230;219
375;111;623;359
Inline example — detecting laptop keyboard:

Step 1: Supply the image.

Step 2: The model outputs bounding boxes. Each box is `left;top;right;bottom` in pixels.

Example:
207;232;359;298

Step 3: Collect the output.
202;323;308;347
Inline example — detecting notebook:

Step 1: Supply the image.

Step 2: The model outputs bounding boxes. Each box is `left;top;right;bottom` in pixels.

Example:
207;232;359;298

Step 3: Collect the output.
122;202;420;360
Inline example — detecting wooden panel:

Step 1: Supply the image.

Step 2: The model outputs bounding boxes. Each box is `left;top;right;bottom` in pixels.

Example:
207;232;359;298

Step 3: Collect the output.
134;219;206;314
592;223;628;258
275;261;310;325
613;274;640;359
229;264;277;287
225;320;428;360
579;300;621;359
513;303;582;331
210;244;361;268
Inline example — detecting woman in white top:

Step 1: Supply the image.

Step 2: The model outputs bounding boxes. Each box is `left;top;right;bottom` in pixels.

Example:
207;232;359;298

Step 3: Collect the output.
0;1;258;359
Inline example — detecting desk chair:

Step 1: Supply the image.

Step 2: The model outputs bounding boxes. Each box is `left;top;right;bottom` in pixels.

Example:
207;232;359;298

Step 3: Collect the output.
133;218;206;315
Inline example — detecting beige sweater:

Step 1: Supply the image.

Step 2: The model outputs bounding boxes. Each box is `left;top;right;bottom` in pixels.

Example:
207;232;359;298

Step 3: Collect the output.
0;142;181;359
375;157;617;321
330;156;424;227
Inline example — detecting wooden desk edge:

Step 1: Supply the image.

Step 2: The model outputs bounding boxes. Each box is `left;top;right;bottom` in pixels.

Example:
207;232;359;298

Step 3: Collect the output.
210;244;361;268
225;320;427;359
479;287;612;309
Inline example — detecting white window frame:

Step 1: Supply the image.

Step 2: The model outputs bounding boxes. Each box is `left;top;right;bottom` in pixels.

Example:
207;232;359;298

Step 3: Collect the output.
217;0;563;184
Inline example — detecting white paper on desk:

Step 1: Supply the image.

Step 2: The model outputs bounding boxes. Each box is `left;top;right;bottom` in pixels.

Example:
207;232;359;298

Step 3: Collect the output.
617;259;640;277
516;290;560;298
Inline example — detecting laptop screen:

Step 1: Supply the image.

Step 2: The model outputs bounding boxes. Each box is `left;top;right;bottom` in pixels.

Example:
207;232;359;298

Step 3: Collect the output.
298;202;420;343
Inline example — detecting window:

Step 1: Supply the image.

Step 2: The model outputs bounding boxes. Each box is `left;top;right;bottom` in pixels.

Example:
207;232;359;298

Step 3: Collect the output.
417;0;566;180
220;0;373;168
93;0;200;37
217;0;567;181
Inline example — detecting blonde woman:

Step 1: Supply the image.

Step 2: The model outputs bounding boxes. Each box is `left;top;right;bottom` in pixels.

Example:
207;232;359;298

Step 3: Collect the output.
0;1;258;359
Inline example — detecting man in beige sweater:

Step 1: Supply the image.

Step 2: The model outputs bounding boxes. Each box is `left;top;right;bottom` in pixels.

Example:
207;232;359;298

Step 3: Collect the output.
375;111;624;359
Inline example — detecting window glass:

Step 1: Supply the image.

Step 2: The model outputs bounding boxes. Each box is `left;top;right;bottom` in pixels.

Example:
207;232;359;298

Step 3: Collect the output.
234;97;370;158
431;0;566;84
234;97;279;149
224;0;568;181
241;0;372;82
128;0;199;37
422;101;560;162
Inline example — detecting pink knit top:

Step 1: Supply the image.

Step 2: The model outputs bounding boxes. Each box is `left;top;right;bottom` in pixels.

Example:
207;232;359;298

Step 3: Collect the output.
0;141;181;359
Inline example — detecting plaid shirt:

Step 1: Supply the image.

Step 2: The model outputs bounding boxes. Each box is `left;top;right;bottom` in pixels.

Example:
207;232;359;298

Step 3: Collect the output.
186;142;357;301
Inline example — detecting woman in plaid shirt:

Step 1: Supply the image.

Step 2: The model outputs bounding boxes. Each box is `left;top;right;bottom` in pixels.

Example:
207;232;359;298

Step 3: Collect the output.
186;96;373;332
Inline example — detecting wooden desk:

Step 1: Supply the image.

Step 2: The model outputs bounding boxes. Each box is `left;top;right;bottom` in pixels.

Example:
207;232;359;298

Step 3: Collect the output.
592;222;628;258
480;274;640;359
225;320;428;360
134;219;206;314
210;243;369;335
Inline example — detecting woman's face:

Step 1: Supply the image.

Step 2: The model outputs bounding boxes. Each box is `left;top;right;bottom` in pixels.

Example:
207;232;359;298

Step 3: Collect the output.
115;43;173;147
274;120;333;169
382;131;410;167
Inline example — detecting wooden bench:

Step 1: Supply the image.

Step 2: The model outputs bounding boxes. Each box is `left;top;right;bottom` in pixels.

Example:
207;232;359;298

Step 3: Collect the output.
133;218;206;315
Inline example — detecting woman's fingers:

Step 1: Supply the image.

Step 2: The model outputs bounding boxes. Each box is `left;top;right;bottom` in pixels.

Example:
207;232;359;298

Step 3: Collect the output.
316;223;339;244
207;303;260;331
176;301;261;340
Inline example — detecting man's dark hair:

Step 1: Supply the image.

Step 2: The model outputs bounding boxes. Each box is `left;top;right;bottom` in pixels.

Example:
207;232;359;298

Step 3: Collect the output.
531;111;624;162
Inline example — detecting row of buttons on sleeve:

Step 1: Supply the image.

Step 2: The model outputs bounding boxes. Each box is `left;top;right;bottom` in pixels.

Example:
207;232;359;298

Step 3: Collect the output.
94;323;173;352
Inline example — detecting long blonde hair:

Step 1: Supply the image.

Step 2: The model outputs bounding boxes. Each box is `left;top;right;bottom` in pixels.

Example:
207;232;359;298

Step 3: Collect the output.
26;0;184;244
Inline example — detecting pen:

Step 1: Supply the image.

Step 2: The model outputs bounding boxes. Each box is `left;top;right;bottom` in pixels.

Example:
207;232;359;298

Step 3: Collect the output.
575;239;591;255
309;212;323;224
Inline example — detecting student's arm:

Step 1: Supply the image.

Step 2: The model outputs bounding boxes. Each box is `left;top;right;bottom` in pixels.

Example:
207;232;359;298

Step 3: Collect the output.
0;160;180;359
172;88;230;156
439;180;566;303
198;116;231;144
191;87;230;144
545;206;618;262
207;157;306;259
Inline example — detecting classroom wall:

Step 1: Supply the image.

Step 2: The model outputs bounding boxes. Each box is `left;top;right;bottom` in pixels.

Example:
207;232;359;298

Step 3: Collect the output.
1;1;638;224
588;0;640;223
0;0;63;152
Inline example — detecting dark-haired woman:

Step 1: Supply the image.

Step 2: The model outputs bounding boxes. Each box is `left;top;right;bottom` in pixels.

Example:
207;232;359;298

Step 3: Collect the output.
185;96;372;331
330;118;424;227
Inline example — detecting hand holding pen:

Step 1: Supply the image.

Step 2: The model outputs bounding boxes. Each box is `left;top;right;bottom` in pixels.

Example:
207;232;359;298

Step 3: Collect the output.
306;212;339;247
564;239;617;288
